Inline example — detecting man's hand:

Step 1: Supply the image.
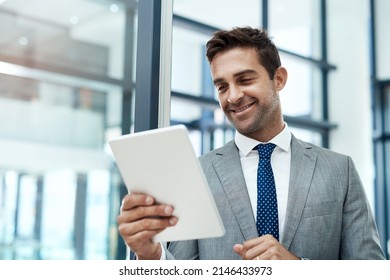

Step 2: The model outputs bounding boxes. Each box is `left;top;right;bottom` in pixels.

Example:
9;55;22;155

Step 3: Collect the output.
233;234;299;260
117;193;178;260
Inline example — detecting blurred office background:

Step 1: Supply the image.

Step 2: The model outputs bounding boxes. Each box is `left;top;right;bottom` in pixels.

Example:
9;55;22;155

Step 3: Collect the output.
0;0;388;259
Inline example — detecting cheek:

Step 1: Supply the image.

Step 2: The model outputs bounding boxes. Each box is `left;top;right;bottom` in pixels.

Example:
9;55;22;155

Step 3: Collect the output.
252;83;275;98
218;95;228;108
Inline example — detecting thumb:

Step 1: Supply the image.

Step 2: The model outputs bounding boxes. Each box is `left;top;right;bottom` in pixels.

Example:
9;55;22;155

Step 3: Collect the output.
233;244;244;256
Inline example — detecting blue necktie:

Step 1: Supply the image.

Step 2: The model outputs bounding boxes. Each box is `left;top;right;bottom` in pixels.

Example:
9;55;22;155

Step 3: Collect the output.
256;143;279;240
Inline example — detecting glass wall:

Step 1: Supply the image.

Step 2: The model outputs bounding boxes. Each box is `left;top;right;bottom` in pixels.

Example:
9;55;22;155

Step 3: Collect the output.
0;0;137;260
375;0;390;80
372;0;390;258
371;0;390;258
173;0;261;30
269;0;322;59
267;0;327;145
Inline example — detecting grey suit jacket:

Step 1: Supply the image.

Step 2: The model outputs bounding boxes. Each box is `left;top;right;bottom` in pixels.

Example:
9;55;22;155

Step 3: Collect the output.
166;135;385;260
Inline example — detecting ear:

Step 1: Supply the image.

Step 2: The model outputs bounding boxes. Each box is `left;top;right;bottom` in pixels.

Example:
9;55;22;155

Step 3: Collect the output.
273;67;288;91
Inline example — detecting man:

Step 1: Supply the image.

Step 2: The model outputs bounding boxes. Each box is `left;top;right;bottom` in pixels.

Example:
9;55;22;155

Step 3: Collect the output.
117;27;385;260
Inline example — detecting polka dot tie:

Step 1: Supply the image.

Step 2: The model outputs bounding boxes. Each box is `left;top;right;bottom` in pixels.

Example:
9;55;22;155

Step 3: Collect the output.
256;143;279;241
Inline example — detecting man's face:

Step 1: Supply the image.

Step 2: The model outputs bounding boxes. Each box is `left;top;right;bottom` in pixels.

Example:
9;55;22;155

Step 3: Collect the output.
210;47;286;141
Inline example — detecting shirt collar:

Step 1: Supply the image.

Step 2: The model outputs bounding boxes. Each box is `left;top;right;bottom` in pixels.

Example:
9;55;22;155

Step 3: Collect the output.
234;123;292;157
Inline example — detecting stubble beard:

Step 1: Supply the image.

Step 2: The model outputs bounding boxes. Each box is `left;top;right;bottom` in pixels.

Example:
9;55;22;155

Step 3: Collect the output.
228;97;281;139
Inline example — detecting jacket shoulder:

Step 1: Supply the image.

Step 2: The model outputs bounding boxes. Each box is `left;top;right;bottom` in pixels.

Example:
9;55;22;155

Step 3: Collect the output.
293;136;350;160
198;141;237;162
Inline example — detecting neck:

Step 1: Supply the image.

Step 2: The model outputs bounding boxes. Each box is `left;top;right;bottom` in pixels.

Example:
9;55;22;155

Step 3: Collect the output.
247;119;285;142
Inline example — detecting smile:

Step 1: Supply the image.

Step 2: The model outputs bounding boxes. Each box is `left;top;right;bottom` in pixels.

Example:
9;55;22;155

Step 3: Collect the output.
231;102;255;113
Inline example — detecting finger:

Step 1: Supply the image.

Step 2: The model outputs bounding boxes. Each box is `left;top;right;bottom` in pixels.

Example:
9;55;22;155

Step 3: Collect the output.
118;217;177;250
242;234;277;251
118;204;174;224
243;245;266;260
132;204;174;220
242;234;272;248
241;235;278;260
118;216;178;238
124;228;166;252
121;193;155;211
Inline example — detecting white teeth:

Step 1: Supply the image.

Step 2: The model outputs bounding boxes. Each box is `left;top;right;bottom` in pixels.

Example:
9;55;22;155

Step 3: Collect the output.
235;104;252;113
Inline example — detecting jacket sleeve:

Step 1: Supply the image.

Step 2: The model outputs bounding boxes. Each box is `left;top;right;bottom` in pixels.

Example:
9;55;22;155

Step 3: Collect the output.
339;156;385;259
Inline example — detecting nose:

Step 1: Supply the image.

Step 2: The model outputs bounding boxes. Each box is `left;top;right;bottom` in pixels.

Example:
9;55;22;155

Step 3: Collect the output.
227;86;244;104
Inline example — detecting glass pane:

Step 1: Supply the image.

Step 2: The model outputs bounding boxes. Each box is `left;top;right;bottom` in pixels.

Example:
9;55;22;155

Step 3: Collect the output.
376;0;390;79
171;96;231;154
0;0;126;79
269;0;322;59
171;26;210;95
280;53;323;121
84;171;110;260
290;127;322;146
174;0;262;30
384;85;390;134
41;171;77;260
0;0;137;260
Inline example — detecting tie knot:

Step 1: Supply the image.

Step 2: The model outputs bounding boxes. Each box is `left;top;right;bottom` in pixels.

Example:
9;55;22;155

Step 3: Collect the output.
257;143;276;159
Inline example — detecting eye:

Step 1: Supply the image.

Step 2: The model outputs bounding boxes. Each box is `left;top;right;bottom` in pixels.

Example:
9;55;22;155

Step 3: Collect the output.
239;78;253;84
216;83;228;93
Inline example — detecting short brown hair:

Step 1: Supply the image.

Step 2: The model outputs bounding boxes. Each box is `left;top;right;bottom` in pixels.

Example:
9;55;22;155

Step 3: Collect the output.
206;27;281;79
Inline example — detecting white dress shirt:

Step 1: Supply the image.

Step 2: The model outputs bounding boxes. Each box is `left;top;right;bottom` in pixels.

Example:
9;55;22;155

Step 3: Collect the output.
234;124;292;238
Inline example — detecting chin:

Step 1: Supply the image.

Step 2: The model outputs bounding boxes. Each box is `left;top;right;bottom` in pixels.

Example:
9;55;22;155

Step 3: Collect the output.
234;125;259;136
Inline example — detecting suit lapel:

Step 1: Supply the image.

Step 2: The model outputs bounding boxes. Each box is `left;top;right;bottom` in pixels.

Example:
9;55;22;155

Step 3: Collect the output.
281;135;317;248
211;141;259;241
209;136;317;246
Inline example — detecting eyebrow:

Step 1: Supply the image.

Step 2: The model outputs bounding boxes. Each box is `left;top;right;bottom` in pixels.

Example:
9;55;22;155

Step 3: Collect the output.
233;69;258;78
213;69;258;85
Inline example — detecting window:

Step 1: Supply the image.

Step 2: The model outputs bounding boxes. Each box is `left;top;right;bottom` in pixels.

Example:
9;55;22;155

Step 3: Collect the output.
0;0;137;260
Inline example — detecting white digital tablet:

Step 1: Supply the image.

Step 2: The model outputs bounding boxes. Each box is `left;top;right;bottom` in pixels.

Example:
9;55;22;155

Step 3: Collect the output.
109;125;225;242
